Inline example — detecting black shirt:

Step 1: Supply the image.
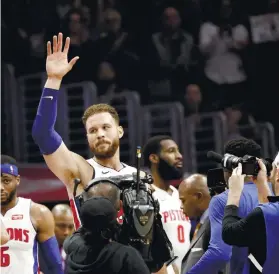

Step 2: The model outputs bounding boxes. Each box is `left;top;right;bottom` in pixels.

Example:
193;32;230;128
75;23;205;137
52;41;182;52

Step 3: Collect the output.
222;196;279;274
64;231;150;274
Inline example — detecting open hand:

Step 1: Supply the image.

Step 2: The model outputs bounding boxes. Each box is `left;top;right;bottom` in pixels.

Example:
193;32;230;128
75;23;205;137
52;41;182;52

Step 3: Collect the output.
46;33;79;80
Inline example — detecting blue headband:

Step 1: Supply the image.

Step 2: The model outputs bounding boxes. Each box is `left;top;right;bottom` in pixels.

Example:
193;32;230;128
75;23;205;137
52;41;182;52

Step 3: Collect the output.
1;164;19;176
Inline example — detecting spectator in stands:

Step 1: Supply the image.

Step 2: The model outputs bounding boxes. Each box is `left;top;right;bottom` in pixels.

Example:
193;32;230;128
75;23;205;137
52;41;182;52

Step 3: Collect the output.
92;8;140;91
147;7;194;102
62;8;95;83
97;61;117;96
224;105;259;142
184;84;203;117
199;1;249;111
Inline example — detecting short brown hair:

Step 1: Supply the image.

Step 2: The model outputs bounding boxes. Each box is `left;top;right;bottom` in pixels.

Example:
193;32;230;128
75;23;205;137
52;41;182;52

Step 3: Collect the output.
82;104;120;125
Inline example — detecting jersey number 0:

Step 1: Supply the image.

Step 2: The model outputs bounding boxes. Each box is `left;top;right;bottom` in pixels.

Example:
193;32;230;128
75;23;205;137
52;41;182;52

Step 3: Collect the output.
177;225;185;243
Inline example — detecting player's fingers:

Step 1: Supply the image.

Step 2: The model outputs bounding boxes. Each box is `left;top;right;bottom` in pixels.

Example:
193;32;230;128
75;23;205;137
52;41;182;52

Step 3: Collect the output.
47;41;52;56
63;37;70;54
69;56;80;68
57;32;63;52
53;35;58;52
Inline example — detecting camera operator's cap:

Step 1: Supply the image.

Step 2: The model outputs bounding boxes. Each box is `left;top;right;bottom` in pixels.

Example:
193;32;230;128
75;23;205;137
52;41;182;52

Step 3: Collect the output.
80;196;117;232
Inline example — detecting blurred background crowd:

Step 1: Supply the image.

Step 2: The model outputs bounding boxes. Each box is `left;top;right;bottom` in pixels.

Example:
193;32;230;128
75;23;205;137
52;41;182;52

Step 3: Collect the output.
2;0;279;205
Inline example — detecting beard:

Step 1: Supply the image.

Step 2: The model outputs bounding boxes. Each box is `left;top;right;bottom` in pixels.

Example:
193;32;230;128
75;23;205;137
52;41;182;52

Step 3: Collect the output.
90;138;119;159
158;158;183;181
1;188;17;206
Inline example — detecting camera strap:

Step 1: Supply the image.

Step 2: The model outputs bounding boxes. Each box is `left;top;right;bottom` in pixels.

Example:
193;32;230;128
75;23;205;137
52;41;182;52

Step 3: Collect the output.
248;253;263;273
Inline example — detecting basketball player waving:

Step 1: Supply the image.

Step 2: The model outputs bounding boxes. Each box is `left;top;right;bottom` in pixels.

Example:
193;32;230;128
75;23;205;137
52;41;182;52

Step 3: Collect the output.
1;155;63;274
32;33;136;229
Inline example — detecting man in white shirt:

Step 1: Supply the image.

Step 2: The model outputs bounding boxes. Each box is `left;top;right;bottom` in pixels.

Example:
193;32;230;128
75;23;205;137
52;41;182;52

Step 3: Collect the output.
143;135;191;274
199;3;249;110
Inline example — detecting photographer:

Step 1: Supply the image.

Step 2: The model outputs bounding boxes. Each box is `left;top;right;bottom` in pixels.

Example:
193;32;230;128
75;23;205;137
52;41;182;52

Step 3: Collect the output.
222;159;279;274
75;178;171;274
64;196;150;274
186;138;270;274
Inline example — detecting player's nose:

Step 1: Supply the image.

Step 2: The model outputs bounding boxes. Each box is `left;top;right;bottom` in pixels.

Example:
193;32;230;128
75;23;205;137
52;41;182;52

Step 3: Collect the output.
176;151;183;161
96;128;105;139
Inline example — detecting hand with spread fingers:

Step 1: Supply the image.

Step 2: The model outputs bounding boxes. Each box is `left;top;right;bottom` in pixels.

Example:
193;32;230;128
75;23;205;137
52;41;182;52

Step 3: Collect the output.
46;32;79;80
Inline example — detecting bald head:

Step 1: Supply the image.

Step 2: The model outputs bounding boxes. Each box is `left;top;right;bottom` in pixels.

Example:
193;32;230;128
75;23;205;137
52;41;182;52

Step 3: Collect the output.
179;174;211;218
52;204;74;246
52;204;72;217
86;182;121;210
181;174;209;194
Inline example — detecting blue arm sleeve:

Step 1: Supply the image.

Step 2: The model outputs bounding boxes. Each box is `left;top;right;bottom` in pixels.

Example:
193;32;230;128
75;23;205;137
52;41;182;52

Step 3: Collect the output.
39;236;63;274
32;88;62;155
186;195;232;274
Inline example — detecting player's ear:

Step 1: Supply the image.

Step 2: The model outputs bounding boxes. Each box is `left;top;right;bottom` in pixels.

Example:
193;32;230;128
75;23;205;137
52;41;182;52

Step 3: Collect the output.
149;154;159;165
117;199;123;212
118;126;124;139
16;175;20;186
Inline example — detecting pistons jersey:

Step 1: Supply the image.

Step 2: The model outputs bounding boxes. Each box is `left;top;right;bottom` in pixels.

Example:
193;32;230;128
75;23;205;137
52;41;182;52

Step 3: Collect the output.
1;197;38;274
152;185;191;274
70;158;136;229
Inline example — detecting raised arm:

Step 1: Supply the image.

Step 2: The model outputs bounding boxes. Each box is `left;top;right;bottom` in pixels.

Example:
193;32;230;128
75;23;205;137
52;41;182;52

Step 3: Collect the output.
32;33;82;191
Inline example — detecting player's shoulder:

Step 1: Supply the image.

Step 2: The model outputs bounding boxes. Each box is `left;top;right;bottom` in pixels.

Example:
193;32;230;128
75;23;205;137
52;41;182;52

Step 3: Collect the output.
122;163;137;172
170;185;179;194
30;202;52;220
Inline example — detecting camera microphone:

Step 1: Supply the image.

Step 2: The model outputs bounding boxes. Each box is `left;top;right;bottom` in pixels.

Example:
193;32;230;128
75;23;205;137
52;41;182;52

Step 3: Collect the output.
207;151;223;163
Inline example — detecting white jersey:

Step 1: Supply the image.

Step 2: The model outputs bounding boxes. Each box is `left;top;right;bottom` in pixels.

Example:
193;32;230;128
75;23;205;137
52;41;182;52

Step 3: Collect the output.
87;158;137;178
152;185;191;274
1;197;38;274
70;159;137;229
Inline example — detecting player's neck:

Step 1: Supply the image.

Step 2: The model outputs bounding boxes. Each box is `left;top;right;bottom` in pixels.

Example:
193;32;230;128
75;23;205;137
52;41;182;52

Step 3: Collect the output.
1;197;19;215
93;150;122;171
152;172;171;192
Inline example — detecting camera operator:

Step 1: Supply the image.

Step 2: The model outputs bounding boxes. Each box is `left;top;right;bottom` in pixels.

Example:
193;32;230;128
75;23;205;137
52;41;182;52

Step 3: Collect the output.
64;196;150;274
73;179;170;274
222;159;279;274
143;136;191;274
178;174;212;273
186;138;272;274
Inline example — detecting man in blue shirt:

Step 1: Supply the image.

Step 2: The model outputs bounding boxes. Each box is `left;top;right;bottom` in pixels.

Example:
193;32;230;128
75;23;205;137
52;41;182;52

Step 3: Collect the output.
186;138;268;274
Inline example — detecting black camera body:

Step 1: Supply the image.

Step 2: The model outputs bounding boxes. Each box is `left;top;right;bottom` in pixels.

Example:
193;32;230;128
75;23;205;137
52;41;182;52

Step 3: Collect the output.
76;172;174;272
222;153;273;176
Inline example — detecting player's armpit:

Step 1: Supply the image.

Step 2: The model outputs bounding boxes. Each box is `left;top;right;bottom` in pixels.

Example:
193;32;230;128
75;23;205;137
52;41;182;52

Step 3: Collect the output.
31;203;55;242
